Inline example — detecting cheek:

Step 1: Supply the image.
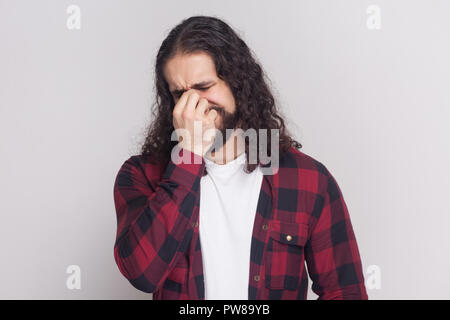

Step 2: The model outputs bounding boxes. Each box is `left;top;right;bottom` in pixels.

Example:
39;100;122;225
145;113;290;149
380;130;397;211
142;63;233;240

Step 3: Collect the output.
222;89;236;112
211;88;235;111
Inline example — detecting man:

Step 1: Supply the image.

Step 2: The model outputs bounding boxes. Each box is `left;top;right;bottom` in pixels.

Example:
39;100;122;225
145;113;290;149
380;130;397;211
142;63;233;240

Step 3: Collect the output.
113;15;368;300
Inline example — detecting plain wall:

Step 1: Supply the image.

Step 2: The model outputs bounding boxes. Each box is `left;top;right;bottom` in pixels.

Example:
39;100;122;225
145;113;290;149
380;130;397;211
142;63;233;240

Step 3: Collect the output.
1;0;449;299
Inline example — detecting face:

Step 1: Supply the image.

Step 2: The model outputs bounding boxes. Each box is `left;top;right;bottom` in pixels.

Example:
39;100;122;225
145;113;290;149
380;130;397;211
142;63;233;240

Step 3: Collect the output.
163;52;240;149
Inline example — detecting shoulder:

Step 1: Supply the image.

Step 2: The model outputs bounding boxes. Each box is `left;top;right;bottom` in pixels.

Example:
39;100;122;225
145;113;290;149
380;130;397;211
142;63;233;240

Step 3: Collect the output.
281;147;346;204
279;146;332;179
115;153;166;186
275;147;348;222
277;146;341;200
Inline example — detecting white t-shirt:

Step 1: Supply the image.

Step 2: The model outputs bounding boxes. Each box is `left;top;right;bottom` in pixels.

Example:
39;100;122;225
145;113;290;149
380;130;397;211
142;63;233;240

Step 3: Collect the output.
199;151;264;300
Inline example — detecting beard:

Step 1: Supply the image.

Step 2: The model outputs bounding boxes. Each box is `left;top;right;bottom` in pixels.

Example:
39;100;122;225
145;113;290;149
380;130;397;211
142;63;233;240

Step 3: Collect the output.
206;105;240;154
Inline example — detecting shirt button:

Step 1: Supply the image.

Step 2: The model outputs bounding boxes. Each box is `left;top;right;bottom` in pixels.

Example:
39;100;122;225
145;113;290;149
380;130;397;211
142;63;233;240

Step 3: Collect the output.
253;275;260;282
262;224;268;231
195;221;198;227
286;235;293;241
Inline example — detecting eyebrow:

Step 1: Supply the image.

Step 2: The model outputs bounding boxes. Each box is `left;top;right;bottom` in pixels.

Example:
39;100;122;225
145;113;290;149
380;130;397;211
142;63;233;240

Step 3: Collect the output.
170;80;215;96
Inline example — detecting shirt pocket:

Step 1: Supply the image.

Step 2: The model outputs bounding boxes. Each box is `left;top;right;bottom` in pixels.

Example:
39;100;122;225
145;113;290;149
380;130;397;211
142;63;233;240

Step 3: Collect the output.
264;220;309;290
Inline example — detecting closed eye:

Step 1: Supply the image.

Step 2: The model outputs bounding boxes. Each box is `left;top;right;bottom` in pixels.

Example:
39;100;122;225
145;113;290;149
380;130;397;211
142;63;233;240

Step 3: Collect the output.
174;86;211;98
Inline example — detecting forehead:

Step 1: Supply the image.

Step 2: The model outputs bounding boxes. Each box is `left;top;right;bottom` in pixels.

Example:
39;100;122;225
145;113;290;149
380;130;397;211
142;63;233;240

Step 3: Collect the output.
163;52;217;90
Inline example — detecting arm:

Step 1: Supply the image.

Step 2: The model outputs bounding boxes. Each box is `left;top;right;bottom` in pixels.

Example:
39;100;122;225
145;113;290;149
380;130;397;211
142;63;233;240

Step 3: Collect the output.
113;148;205;293
304;162;368;300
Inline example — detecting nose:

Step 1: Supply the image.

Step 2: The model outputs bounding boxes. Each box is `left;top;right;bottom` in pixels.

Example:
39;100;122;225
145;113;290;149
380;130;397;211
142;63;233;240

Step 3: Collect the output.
173;89;213;108
193;89;210;102
191;90;216;109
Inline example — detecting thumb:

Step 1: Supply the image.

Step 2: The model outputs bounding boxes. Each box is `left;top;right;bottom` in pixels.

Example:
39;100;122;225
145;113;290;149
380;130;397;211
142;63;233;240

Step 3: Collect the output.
207;109;218;121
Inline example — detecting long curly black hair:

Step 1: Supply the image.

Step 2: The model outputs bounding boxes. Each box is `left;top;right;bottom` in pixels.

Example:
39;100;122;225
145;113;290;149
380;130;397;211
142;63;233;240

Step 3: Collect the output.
141;15;302;173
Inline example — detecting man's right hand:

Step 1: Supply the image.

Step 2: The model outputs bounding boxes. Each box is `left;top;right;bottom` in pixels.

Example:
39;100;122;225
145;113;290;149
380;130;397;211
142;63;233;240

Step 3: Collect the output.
172;89;218;157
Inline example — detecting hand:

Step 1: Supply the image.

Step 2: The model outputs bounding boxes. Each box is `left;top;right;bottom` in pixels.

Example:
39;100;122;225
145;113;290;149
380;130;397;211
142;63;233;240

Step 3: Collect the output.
172;89;218;157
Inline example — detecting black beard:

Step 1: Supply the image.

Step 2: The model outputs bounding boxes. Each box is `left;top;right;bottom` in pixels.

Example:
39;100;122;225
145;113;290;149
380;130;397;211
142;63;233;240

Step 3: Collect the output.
207;106;240;154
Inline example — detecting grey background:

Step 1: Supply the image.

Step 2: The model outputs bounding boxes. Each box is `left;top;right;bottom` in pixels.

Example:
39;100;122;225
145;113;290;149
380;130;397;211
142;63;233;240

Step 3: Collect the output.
1;0;449;299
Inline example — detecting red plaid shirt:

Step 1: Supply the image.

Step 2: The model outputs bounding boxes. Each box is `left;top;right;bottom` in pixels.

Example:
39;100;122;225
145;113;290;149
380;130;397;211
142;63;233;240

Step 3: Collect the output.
113;146;368;300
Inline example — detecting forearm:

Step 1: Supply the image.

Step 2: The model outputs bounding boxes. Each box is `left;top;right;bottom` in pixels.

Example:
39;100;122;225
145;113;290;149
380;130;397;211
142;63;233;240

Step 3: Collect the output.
305;162;368;300
113;148;205;293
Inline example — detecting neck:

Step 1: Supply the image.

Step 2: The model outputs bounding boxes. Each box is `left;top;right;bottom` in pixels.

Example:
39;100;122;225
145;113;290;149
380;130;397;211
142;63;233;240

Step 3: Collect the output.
205;131;245;165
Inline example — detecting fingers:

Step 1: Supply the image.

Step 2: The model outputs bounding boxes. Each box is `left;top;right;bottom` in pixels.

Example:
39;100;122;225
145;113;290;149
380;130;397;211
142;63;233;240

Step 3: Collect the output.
195;98;209;117
172;90;191;118
184;90;200;116
173;89;214;123
206;108;218;123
